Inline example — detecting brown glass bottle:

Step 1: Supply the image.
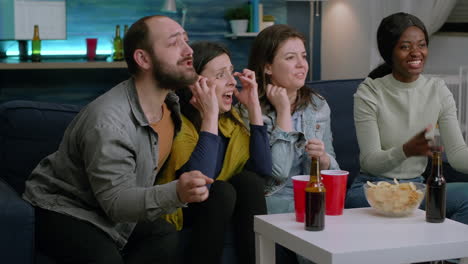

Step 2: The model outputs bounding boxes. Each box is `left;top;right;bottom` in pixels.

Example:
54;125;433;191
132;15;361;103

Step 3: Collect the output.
305;157;326;231
425;151;446;223
112;25;123;61
123;25;129;37
31;25;41;62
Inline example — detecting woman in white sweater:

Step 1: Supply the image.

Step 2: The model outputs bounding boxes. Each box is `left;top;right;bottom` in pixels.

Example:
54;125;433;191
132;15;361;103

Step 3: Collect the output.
346;12;468;225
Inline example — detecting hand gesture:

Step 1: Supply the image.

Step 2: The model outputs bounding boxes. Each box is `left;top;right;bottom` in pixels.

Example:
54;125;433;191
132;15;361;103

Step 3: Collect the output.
233;69;260;110
233;69;263;125
189;76;219;120
176;171;214;203
305;138;331;169
266;84;290;114
305;138;326;158
403;125;433;157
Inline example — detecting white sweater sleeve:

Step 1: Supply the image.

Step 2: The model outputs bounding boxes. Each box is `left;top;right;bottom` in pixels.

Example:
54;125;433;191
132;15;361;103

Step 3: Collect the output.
354;83;407;175
439;84;468;174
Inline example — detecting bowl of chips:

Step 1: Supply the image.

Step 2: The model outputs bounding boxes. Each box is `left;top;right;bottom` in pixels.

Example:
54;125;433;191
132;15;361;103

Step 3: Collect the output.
364;180;425;217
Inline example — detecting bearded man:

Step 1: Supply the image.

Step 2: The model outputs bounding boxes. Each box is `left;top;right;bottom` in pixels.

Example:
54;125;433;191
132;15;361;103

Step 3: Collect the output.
23;16;213;264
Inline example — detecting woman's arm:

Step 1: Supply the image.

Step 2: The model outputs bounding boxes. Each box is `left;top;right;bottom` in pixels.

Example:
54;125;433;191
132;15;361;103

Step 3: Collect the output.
234;69;263;126
263;84;303;181
234;69;272;176
439;85;468;173
354;87;407;175
316;102;339;170
176;132;220;179
244;124;272;176
264;113;306;181
176;77;222;179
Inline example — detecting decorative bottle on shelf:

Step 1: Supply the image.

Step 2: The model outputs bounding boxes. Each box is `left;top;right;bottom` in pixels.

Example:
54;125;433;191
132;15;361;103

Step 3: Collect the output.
123;24;128;37
112;25;123;61
305;157;326;231
426;139;446;223
31;25;41;62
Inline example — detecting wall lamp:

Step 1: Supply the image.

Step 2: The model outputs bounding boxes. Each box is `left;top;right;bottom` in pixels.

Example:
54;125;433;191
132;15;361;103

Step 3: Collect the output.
161;0;187;28
314;0;326;17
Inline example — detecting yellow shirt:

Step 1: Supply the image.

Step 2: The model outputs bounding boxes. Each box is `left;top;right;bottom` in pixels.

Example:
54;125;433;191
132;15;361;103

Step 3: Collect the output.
150;103;173;174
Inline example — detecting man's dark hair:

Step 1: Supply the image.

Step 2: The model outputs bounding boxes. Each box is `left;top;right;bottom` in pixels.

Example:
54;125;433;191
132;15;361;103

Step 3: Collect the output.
123;15;157;75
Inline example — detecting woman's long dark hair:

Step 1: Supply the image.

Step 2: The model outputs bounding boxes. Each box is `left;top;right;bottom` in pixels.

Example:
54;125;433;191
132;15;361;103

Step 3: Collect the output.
369;12;429;79
248;24;321;112
176;41;244;131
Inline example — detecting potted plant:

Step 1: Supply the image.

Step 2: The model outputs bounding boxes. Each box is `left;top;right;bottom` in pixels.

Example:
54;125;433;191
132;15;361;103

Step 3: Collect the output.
224;4;250;34
261;15;275;30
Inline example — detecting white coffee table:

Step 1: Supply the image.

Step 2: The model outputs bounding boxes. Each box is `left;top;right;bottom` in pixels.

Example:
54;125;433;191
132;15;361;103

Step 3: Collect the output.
255;208;468;264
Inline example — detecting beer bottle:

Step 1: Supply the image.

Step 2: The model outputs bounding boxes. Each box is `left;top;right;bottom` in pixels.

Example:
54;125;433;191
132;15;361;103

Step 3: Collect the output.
123;25;129;37
425;149;446;223
31;25;41;62
112;25;123;61
305;157;326;231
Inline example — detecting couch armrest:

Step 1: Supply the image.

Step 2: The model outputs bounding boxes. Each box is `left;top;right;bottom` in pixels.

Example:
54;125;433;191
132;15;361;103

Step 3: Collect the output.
0;178;34;264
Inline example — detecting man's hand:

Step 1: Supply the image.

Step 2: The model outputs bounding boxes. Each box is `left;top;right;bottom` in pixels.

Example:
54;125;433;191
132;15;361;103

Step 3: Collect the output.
176;171;213;203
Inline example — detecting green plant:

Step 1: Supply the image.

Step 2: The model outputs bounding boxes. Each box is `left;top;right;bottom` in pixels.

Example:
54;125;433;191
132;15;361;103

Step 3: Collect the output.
263;15;275;22
224;5;250;20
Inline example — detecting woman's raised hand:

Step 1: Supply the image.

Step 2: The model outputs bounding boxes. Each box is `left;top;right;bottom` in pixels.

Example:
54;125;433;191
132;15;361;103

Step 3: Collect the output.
266;84;290;114
189;76;219;134
189;76;219;120
233;69;263;125
233;69;260;110
266;84;292;131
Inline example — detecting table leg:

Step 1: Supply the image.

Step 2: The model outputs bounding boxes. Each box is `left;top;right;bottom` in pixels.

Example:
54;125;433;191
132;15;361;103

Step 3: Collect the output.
255;232;275;264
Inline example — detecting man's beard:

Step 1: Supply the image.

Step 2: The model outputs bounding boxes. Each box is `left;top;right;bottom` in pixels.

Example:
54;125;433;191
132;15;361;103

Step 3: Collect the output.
151;53;198;91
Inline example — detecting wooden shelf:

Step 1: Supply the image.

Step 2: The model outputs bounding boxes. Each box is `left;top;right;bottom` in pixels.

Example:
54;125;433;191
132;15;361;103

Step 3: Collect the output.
224;32;258;39
0;60;127;70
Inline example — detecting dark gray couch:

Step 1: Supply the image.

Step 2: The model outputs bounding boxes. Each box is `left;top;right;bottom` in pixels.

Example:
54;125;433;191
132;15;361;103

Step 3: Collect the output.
2;79;465;263
0;79;362;264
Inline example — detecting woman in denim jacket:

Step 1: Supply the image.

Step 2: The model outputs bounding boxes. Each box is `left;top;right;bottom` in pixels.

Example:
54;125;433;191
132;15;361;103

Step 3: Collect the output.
244;24;340;264
247;24;340;215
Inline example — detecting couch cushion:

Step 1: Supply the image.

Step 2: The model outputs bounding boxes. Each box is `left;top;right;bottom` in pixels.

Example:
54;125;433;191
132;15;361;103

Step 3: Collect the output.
0;100;81;194
0;178;34;264
309;79;364;187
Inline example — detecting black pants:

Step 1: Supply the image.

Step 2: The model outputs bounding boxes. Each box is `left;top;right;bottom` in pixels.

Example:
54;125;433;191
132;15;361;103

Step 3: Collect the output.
183;170;267;264
35;207;179;264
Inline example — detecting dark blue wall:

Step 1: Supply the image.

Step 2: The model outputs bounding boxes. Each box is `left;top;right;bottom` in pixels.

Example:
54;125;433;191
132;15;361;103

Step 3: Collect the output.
1;0;286;70
0;0;287;104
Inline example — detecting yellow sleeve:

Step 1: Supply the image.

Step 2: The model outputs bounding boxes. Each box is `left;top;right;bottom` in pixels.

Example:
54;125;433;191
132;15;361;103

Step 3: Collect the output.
157;115;199;185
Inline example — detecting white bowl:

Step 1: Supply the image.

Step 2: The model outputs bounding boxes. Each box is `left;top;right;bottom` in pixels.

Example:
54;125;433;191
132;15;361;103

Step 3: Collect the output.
364;181;425;217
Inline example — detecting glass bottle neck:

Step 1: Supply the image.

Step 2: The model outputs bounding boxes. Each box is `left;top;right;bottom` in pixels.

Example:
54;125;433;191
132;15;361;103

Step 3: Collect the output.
309;157;321;183
432;151;442;165
33;26;40;39
431;151;443;176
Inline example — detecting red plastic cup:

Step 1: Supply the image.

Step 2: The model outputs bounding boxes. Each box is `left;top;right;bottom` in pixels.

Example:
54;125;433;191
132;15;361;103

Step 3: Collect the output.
86;38;98;61
292;175;310;222
321;170;349;215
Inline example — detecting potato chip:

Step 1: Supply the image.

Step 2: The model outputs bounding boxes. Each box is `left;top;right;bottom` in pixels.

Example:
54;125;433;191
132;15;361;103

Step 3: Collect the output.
364;180;425;217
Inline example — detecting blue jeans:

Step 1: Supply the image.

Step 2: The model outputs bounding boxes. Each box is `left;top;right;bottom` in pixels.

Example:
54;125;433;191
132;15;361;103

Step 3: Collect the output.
345;173;468;225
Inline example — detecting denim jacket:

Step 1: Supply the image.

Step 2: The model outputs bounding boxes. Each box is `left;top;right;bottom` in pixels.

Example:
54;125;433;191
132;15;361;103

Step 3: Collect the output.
263;95;339;195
